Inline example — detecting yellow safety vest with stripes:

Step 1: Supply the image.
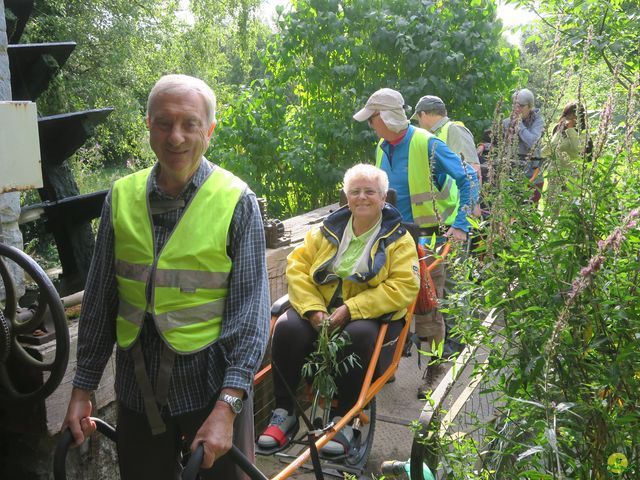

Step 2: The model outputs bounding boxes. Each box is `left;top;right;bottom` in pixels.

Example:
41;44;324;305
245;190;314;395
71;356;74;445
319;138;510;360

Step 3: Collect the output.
376;128;458;227
111;166;246;354
435;119;464;144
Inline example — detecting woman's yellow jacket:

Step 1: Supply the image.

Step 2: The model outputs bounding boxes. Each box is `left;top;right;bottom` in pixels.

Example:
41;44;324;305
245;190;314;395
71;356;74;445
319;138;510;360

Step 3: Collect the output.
286;204;420;322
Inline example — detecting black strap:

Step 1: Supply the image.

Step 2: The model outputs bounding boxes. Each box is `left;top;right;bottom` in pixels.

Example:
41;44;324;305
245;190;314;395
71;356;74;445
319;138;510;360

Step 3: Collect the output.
156;345;176;408
131;342;170;435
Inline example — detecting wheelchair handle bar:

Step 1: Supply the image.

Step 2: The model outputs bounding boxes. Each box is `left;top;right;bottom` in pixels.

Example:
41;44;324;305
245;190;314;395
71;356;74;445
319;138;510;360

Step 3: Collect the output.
54;417;267;480
54;418;116;480
184;443;268;480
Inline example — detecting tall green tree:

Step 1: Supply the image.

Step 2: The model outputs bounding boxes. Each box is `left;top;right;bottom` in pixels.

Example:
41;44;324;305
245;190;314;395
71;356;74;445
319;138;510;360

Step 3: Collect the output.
216;0;519;216
508;0;639;92
25;1;185;167
24;0;270;169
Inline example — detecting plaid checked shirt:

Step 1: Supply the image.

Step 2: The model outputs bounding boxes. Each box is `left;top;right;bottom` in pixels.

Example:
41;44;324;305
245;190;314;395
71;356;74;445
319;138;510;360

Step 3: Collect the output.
73;159;270;415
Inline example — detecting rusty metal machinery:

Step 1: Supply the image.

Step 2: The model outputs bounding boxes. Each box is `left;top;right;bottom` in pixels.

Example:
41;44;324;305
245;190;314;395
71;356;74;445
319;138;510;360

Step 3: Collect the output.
0;0;108;406
257;198;291;249
0;243;69;403
5;0;113;295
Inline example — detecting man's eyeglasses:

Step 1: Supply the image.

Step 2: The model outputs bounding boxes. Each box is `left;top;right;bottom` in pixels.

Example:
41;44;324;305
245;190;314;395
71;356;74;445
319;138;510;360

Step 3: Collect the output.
347;188;380;197
367;112;380;126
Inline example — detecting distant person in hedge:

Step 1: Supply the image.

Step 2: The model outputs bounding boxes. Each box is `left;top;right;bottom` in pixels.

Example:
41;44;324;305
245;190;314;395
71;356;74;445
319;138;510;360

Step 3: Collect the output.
543;102;592;175
542;102;593;210
410;94;481;353
257;164;419;457
352;88;478;399
411;94;482;189
502;88;545;203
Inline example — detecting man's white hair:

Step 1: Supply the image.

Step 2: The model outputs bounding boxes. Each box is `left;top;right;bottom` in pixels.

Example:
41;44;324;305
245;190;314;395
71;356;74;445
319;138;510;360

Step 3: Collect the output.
343;164;389;194
147;74;216;125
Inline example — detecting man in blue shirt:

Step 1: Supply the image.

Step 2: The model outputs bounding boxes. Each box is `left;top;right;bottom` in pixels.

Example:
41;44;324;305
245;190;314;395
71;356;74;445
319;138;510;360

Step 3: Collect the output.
353;88;478;397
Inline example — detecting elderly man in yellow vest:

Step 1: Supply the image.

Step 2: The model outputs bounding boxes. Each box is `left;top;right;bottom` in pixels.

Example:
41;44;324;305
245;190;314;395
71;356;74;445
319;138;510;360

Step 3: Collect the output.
62;74;270;480
353;88;478;398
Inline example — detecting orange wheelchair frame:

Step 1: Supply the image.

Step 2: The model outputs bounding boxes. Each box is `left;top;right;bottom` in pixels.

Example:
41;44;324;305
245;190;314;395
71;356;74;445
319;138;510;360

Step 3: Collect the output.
54;242;451;480
253;241;451;479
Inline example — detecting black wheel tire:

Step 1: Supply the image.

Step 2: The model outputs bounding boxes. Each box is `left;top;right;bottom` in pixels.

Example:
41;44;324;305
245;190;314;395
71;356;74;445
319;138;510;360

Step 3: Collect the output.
0;243;69;403
345;397;376;467
0;309;10;364
410;409;439;480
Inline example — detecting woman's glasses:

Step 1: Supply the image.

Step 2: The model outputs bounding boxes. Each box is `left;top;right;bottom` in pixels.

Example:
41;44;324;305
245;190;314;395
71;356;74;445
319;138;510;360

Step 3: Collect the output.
347;188;380;197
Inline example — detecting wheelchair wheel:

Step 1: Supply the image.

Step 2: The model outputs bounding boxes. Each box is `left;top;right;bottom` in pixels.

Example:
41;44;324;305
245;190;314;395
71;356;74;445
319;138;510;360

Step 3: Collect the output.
345;397;376;467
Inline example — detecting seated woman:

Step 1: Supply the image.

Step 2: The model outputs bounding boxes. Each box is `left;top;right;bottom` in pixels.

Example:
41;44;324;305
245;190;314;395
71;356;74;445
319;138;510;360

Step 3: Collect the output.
257;164;419;456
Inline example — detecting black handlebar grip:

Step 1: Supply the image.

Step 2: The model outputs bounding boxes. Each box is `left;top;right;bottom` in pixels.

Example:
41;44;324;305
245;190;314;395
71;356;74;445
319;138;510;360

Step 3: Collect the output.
54;419;266;480
227;446;269;480
181;443;204;480
182;444;268;480
53;418;117;480
53;429;75;480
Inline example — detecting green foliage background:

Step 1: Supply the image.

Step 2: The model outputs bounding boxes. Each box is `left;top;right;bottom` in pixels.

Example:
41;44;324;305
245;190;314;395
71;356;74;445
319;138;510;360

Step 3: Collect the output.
215;0;518;215
429;1;640;478
21;0;518;217
11;0;640;476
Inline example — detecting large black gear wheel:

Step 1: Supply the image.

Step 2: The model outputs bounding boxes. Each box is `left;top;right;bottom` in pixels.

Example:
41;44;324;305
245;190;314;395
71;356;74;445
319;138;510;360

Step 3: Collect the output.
0;309;10;364
0;243;69;403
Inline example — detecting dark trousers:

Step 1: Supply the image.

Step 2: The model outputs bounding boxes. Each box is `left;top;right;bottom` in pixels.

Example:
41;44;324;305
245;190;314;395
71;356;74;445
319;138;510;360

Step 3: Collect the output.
271;309;403;417
116;393;254;480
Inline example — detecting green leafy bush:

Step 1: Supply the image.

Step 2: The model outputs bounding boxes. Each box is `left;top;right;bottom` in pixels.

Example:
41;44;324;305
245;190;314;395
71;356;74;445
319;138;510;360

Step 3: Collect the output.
429;20;640;476
215;0;518;216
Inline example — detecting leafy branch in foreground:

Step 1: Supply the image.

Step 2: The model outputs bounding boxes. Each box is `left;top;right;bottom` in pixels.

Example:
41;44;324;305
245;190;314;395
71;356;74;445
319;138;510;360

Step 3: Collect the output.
424;13;640;475
301;321;361;417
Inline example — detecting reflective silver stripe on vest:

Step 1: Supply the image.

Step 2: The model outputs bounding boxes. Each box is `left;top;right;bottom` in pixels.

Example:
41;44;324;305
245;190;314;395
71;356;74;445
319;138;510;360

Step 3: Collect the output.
116;259;150;283
155;298;226;332
410;177;453;204
413;205;457;227
412;214;440;226
116;259;229;290
154;269;229;290
118;298;145;327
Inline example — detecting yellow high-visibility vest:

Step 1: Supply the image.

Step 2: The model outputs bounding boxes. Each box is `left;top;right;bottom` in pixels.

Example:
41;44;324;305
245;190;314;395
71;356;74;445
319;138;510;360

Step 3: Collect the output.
435;119;464;144
112;165;246;353
376;128;458;227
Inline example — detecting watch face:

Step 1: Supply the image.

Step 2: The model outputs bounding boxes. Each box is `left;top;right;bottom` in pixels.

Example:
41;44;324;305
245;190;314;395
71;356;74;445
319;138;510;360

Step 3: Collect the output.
231;398;242;413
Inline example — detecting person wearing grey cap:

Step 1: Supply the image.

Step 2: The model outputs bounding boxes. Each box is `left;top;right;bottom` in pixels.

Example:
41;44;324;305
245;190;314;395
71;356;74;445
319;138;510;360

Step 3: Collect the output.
354;88;479;397
411;94;480;357
502;88;545;203
411;95;481;184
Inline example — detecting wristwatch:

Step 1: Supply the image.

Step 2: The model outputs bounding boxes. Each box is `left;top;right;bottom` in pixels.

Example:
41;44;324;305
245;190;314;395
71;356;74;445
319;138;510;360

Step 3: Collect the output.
218;393;243;414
